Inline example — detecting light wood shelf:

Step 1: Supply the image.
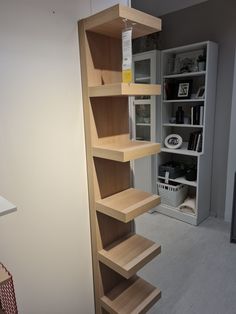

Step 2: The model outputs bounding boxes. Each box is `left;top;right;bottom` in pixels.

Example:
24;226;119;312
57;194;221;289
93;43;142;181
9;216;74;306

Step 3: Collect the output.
98;234;161;279
79;4;162;313
89;83;161;97
100;275;161;314
93;140;161;162
96;188;161;223
83;4;161;39
0;265;11;286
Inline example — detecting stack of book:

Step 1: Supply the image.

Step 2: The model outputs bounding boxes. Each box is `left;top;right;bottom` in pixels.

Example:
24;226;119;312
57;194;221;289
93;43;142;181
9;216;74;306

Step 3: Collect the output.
191;105;204;125
188;131;202;152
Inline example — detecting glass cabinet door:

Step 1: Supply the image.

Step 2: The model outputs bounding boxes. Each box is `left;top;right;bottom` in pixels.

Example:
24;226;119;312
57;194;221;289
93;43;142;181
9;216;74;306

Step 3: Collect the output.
135;103;151;141
134;59;151;100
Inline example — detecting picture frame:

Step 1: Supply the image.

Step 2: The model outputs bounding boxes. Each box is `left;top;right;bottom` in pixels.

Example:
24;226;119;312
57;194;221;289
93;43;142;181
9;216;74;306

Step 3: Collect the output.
176;79;192;99
164;134;183;149
196;86;205;99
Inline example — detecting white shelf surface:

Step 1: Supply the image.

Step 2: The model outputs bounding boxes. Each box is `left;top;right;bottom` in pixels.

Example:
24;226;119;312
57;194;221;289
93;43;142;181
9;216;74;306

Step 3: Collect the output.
0;196;17;216
158;176;197;187
135;76;151;82
163;99;205;103
161;142;201;156
156;203;197;225
136;123;151;126
163;71;206;79
162;123;204;128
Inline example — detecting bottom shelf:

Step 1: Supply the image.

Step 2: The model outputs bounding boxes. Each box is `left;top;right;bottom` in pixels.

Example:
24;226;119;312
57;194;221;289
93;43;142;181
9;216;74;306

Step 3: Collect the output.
100;275;161;314
156;204;197;226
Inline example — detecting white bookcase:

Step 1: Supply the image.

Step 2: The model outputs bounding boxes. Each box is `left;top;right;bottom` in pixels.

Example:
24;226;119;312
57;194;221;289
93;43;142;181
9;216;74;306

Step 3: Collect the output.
130;50;161;194
155;41;218;225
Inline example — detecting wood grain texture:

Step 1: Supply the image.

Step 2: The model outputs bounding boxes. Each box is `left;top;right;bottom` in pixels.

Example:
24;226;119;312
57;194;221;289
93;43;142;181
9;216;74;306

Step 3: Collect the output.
93;141;161;162
83;4;161;39
89;83;161;97
101;275;161;314
98;234;161;279
96;188;161;223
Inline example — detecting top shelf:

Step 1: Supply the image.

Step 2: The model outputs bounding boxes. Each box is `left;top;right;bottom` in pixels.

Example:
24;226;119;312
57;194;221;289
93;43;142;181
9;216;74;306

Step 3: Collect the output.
0;196;17;216
81;4;162;39
89;83;161;97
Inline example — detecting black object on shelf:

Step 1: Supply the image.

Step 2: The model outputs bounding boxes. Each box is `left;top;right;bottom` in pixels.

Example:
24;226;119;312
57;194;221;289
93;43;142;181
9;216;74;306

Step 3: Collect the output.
188;131;202;152
230;172;236;243
176;106;184;124
185;166;197;181
159;161;185;179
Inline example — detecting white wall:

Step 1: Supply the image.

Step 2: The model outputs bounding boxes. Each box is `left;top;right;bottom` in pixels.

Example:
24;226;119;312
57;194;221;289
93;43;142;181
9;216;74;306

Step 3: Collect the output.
225;50;236;222
0;0;127;313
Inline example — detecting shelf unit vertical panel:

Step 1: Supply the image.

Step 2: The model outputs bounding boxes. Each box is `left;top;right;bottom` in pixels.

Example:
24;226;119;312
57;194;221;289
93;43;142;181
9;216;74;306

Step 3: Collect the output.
197;42;218;224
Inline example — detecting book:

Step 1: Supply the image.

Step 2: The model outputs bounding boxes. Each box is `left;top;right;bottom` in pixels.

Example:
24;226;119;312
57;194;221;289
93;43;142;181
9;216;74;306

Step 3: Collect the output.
200;106;204;125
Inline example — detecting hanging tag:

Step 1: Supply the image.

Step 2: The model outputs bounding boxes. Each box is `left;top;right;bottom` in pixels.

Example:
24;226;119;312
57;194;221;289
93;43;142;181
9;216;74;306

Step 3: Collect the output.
122;25;132;83
165;171;169;184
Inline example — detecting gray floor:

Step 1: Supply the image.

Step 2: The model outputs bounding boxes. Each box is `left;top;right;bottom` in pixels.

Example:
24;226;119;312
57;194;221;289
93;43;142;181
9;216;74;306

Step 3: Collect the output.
136;213;236;314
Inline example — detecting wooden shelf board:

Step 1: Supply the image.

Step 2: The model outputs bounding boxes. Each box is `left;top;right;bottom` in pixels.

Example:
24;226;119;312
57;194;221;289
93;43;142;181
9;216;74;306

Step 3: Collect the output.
0;196;17;216
163;71;206;79
82;4;161;39
161;142;200;156
93;140;161;162
101;275;161;314
98;234;161;279
96;188;161;223
0;265;11;286
89;83;161;97
158;176;197;187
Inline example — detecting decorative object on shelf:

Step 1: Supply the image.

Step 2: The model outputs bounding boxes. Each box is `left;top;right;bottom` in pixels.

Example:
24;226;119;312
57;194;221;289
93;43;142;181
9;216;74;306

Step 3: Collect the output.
179;197;196;215
157;181;188;207
159;161;185;179
176;106;184;124
185;165;197;181
197;55;206;71
0;263;18;314
169;117;176;124
173;49;204;74
164;134;183;149
177;80;192;99
196;86;205;99
191;105;204;125
188;131;202;152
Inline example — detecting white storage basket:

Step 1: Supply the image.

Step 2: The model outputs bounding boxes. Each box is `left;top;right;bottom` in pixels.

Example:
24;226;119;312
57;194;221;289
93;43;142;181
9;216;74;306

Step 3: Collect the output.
157;182;188;207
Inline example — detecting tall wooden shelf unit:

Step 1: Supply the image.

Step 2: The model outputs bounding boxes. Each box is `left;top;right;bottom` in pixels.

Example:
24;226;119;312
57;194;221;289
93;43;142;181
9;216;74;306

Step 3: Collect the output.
79;5;162;313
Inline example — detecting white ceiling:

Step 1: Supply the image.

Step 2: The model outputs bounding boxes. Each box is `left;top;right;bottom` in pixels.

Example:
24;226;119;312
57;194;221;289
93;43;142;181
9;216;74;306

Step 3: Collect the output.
132;0;209;16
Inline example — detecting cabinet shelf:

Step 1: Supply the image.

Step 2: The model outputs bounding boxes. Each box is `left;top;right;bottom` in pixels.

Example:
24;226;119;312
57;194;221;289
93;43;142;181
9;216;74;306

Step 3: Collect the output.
0;196;17;216
158;176;197;187
100;275;161;314
93;140;161;162
0;265;11;286
163;71;206;79
98;234;161;279
163;99;205;103
163;123;203;128
96;188;161;223
82;4;161;39
161;142;200;156
158;203;197;225
89;83;161;97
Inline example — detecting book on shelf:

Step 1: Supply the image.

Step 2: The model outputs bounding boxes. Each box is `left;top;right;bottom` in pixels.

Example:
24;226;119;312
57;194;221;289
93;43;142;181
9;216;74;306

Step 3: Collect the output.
188;131;202;152
190;105;204;125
